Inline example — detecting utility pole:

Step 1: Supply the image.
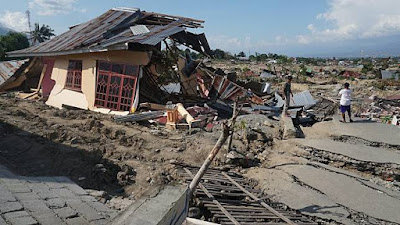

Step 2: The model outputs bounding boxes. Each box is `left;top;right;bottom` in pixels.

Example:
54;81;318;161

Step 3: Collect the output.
26;10;32;33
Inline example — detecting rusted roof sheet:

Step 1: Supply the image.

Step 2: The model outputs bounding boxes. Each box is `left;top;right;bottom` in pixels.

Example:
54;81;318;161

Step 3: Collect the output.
0;59;29;86
7;8;204;58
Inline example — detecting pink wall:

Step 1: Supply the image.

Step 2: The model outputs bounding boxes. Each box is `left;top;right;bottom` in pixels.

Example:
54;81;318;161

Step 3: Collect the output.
41;58;55;98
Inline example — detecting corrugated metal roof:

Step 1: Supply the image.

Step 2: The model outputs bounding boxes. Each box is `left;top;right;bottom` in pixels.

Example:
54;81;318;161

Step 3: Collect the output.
0;59;29;86
7;8;204;58
290;90;316;108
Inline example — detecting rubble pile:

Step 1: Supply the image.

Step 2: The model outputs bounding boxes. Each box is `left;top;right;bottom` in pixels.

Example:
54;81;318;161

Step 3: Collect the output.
358;96;400;123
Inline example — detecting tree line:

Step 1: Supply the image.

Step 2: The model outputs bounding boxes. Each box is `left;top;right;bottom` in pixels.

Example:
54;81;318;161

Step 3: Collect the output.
0;23;54;61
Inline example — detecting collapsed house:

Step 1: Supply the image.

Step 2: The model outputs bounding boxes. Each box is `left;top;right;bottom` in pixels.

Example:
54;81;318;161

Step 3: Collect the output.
0;58;43;92
7;7;215;113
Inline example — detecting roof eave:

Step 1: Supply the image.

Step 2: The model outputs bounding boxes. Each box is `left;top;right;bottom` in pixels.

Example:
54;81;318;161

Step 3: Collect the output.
6;44;128;58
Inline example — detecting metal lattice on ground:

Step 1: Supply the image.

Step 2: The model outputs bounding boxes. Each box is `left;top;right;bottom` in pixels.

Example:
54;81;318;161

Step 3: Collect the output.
180;167;318;225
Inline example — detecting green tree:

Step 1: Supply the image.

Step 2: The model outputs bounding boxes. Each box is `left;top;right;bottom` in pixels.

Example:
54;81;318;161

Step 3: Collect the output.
0;32;29;61
212;48;226;59
30;23;55;45
237;51;246;57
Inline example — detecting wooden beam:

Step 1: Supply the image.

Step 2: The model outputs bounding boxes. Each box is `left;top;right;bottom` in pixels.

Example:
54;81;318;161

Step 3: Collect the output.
221;172;297;225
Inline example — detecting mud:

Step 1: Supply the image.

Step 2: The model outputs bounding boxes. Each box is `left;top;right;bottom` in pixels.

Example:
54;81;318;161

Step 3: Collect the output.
0;96;280;211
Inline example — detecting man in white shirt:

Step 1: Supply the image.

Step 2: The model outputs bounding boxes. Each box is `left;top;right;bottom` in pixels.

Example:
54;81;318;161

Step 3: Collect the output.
338;82;353;123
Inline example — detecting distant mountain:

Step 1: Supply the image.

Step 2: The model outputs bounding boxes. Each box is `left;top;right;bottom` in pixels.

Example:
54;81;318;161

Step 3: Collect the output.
0;25;12;35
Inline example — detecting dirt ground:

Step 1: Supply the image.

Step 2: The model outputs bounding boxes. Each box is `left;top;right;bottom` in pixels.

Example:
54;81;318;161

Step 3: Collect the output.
0;95;227;207
0;94;283;211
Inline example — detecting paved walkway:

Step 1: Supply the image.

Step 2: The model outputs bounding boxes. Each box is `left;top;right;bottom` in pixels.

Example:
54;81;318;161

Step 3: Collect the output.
0;165;117;225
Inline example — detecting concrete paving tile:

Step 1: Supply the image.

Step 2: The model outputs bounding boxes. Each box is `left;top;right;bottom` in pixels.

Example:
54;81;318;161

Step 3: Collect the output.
67;200;104;222
21;200;51;213
65;216;90;225
64;184;88;195
0;216;7;225
7;216;38;225
90;218;109;225
3;211;30;220
6;184;31;193
14;192;39;202
0;201;24;213
45;198;66;209
0;186;16;203
54;207;78;220
52;188;78;199
85;201;115;213
31;212;66;225
36;189;59;200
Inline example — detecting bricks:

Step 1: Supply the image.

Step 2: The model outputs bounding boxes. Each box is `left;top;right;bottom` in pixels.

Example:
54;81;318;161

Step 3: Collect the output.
0;201;23;213
14;192;39;202
5;183;31;193
36;189;59;200
54;207;78;219
7;216;38;225
66;200;104;222
3;211;30;221
31;212;66;225
52;188;77;199
45;198;66;209
21;200;51;213
65;216;90;225
65;184;88;196
0;185;16;203
90;218;109;225
0;167;114;225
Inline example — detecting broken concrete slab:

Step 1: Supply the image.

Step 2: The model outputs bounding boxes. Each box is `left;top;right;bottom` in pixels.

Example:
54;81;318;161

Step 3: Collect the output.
332;117;400;146
281;164;400;223
245;168;353;225
112;185;189;225
308;162;400;200
281;115;296;139
296;138;400;164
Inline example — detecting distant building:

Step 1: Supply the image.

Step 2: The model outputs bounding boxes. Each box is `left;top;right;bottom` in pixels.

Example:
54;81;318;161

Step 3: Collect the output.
381;70;399;80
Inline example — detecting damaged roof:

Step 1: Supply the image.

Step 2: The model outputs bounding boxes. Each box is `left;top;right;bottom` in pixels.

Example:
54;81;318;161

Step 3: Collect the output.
7;7;211;58
0;59;30;87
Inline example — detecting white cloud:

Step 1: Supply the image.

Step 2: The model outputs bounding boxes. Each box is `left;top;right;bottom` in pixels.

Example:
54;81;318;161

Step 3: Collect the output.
0;11;28;32
29;0;86;16
297;0;400;44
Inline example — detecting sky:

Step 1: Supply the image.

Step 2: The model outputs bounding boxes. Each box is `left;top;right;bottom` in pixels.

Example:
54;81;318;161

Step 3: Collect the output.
1;0;400;57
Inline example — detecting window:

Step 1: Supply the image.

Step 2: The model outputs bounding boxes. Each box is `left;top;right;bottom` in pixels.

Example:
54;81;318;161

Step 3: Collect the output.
95;61;139;111
65;60;82;91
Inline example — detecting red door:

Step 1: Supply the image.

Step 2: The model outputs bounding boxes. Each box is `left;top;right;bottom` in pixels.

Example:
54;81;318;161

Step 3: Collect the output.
95;61;138;111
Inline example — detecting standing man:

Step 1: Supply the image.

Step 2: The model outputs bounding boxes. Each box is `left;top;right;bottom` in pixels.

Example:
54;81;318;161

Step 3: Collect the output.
339;82;353;123
282;76;293;116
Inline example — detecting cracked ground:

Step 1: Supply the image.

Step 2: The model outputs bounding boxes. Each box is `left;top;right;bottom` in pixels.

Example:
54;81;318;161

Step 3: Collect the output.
245;117;400;225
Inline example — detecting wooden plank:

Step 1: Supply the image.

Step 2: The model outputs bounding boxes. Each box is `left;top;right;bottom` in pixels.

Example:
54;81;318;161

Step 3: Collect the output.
184;168;240;225
36;64;47;90
22;64;47;100
221;172;297;225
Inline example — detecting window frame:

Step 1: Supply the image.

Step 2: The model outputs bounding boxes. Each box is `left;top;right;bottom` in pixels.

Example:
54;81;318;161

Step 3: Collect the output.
65;60;83;92
94;61;139;111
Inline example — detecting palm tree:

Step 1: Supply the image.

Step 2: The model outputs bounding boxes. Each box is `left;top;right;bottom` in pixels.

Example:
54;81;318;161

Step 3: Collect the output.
30;23;55;45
